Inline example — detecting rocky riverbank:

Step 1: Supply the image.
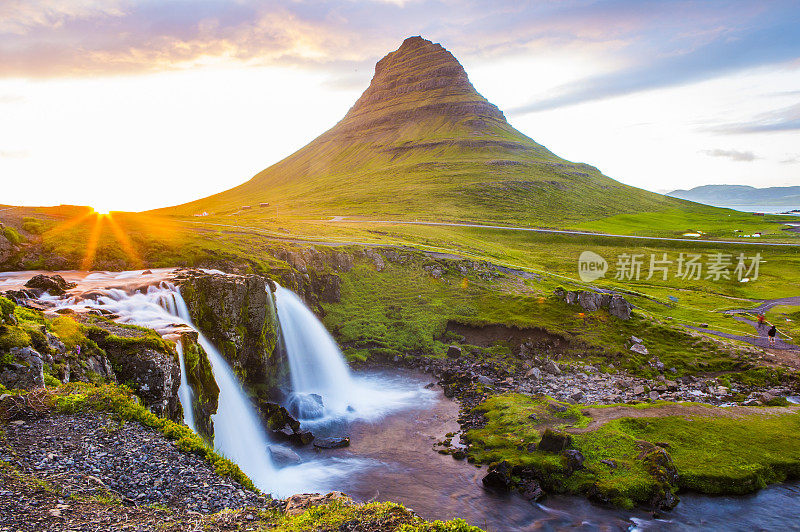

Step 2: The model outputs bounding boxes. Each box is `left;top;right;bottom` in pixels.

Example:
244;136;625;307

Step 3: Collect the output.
395;344;798;410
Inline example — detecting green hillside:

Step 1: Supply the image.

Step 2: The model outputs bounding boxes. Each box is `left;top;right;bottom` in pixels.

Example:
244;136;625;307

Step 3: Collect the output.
157;36;690;226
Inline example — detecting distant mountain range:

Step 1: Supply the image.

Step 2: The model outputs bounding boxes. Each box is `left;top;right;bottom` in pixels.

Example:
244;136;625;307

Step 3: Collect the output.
668;185;800;208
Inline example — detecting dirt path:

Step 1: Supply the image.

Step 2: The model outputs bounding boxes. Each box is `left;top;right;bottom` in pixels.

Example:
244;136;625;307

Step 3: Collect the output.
686;321;799;351
690;296;800;351
571;403;800;433
724;297;800;315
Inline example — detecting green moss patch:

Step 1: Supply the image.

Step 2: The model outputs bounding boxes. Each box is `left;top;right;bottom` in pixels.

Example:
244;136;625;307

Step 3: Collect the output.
465;393;800;508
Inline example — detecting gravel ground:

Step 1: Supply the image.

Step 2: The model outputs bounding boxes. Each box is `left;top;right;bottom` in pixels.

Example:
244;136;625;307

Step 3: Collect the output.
0;412;271;516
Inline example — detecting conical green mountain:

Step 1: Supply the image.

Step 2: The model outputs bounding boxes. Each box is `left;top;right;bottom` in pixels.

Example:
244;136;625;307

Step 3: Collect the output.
162;36;681;225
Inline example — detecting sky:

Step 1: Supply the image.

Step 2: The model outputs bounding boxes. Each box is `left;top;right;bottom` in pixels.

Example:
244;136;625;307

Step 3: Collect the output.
1;0;799;212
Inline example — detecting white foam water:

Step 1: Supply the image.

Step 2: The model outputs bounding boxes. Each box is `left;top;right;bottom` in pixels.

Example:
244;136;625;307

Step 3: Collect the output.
51;282;280;489
274;285;435;427
19;273;434;497
175;340;199;435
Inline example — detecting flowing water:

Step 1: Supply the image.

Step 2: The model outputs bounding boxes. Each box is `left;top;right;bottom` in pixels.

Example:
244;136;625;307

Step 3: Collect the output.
6;269;800;529
175;341;199;434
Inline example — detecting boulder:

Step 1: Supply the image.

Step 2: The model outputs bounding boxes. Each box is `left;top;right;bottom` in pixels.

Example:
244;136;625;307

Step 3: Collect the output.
543;359;561;376
259;401;301;433
608;295;632;320
562;449;585;471
476;375;493;386
630;343;649;355
0;347;45;390
537;429;572;453
519;479;545;501
313;436;350;449
630;335;643;345
554;288;632;320
481;460;512;492
287;393;324;420
446;345;462;359
24;274;76;296
524;367;542;380
268;445;302;467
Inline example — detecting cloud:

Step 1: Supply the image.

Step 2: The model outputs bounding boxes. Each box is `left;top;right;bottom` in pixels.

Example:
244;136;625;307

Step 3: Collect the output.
701;149;758;162
781;156;800;164
0;0;798;87
0;0;126;35
710;102;800;134
507;3;800;114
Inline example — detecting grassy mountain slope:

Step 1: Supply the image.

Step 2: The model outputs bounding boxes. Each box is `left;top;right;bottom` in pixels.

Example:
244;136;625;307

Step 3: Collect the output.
157;36;690;226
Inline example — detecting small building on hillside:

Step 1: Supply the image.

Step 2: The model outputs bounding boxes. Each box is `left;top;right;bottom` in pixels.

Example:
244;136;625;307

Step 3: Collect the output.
259;202;271;208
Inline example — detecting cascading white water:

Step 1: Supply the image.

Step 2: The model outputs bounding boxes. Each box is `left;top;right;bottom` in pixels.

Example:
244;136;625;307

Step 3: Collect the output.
168;288;279;488
275;285;354;419
51;281;279;489
13;270;436;497
274;285;433;425
175;340;199;435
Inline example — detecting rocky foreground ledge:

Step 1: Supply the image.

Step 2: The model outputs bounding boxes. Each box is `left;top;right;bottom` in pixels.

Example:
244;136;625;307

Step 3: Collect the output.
0;385;480;532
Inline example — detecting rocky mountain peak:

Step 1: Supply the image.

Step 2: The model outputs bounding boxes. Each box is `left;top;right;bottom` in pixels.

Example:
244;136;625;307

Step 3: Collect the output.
334;36;505;136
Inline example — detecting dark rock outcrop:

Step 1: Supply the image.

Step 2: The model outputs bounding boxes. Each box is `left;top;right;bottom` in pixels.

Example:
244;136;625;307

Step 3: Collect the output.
0;347;45;390
24;275;76;296
178;330;219;442
555;288;632;320
257;400;314;445
562;449;585;472
98;336;181;420
177;271;285;398
481;460;512;492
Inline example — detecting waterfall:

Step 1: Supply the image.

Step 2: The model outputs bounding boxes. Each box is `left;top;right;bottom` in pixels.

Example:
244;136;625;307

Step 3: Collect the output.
170;289;278;487
28;271;435;497
175;340;199;435
274;285;355;419
274;285;430;425
52;281;278;489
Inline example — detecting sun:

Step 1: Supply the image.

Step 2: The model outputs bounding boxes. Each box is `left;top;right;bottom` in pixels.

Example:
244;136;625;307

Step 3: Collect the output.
93;206;111;215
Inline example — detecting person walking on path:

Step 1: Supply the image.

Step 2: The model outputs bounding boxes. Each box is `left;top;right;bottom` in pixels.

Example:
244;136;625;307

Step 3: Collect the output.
768;324;777;346
757;313;766;330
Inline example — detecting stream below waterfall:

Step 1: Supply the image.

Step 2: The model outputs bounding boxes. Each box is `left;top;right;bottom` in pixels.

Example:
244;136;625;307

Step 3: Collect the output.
277;367;800;531
3;269;800;531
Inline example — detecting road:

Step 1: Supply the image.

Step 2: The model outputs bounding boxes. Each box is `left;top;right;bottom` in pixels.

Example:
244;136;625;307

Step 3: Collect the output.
185;217;800;248
327;218;800;247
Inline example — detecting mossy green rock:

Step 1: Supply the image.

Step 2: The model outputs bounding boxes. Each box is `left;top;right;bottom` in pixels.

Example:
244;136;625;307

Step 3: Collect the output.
180;331;220;442
178;271;286;398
